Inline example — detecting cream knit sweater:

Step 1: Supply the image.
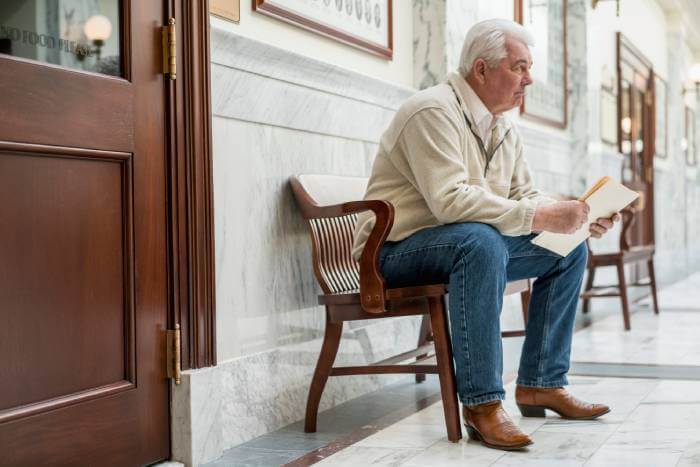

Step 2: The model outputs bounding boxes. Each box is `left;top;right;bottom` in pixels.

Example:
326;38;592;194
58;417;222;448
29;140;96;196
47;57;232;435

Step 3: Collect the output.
352;72;556;260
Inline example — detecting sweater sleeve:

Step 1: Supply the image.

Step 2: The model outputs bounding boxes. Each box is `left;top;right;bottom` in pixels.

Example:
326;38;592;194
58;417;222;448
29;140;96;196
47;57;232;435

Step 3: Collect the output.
395;107;537;235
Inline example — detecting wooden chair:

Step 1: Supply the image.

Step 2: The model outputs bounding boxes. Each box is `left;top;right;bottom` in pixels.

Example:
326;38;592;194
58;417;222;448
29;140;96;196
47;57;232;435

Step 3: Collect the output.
580;192;659;330
290;174;533;443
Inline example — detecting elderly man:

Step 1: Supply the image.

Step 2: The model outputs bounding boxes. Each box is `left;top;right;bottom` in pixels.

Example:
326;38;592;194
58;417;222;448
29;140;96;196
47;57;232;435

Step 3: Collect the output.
352;19;617;451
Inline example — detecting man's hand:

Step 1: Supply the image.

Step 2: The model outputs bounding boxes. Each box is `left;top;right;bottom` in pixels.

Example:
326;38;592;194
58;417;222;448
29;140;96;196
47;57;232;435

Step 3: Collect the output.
532;201;590;234
588;213;621;239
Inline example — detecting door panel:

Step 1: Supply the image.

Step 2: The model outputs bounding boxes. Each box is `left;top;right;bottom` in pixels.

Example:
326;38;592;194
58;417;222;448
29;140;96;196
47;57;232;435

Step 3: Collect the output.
0;59;133;151
0;149;132;412
0;1;169;465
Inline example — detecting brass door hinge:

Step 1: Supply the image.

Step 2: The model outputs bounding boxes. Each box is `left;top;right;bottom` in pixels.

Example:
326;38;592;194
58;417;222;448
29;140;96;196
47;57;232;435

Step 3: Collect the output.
167;324;181;384
162;18;176;80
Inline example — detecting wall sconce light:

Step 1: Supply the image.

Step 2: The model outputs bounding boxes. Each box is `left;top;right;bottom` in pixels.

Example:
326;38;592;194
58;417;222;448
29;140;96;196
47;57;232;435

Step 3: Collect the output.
82;14;112;61
592;0;620;17
683;63;700;95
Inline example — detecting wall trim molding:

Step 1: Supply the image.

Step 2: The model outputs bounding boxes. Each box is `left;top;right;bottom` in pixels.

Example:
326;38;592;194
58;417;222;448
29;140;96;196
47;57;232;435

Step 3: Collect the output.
209;21;413;111
167;0;216;369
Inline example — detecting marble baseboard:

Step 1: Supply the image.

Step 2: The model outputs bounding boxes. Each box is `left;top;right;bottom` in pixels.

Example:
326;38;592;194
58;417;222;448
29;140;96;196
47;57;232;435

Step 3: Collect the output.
171;315;423;466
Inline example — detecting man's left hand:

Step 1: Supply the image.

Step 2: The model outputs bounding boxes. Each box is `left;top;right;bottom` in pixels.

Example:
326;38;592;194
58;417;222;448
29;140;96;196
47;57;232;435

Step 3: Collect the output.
589;213;621;239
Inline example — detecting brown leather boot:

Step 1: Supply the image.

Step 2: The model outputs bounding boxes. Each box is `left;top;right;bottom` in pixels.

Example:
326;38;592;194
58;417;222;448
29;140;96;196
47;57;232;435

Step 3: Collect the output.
463;401;532;451
515;385;610;420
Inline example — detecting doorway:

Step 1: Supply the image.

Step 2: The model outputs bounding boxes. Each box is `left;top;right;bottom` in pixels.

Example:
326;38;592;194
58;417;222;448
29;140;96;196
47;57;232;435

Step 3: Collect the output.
0;1;170;464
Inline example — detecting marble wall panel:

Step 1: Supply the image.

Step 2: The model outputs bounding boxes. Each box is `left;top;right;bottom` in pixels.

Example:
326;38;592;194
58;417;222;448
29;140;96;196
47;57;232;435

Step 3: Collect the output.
210;28;412;110
412;0;447;90
210;64;396;143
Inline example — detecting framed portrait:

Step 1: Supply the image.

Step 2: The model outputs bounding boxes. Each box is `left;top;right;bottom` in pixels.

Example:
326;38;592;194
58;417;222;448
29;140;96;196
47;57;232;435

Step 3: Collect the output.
686;106;697;166
514;0;568;129
654;74;667;158
253;0;392;59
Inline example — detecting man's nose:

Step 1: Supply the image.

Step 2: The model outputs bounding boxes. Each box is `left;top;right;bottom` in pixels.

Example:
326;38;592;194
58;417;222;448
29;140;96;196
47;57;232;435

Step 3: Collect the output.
523;70;533;86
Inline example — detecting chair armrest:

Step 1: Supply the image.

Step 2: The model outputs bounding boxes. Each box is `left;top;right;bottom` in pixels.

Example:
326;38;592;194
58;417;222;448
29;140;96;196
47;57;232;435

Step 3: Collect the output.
289;177;394;313
311;200;394;314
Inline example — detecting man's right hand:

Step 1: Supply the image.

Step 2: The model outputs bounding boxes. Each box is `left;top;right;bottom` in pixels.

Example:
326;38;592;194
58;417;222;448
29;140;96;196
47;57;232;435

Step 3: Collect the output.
532;201;590;234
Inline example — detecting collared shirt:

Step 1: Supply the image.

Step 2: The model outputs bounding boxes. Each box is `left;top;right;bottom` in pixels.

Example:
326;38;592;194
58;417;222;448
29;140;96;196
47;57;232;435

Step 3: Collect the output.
462;80;498;145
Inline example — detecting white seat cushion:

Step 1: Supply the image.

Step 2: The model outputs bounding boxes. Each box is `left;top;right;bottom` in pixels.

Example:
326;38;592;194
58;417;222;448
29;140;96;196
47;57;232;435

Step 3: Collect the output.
297;174;368;206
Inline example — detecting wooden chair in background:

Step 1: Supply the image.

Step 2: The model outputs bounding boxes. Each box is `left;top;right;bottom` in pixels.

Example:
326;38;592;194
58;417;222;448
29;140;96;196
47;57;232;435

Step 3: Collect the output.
580;192;659;330
290;174;533;443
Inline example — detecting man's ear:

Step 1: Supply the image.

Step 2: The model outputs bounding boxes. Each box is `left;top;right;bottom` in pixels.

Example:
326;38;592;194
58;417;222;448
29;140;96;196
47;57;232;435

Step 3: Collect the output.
472;59;487;84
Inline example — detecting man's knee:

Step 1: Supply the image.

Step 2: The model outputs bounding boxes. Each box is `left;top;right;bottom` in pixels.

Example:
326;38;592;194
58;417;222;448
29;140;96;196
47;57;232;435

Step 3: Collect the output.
455;223;509;269
566;242;588;270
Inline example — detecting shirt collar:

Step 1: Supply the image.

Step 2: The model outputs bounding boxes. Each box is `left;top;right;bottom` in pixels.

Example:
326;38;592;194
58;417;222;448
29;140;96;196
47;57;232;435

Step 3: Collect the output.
447;71;510;137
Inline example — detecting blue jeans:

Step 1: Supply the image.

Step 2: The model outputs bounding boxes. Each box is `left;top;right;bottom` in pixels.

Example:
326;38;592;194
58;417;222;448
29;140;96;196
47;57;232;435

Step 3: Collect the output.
379;222;588;406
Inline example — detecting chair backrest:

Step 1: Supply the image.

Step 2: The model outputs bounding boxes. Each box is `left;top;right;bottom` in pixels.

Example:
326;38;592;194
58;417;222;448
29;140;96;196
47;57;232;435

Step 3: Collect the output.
291;174;368;295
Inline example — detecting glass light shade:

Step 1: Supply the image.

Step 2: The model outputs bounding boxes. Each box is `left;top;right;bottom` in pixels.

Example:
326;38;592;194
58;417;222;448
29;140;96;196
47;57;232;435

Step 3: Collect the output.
690;63;700;84
84;14;112;41
621;117;632;134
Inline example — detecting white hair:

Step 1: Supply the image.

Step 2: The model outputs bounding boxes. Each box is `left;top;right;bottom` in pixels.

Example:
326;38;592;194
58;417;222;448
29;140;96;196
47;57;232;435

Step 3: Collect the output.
457;19;534;76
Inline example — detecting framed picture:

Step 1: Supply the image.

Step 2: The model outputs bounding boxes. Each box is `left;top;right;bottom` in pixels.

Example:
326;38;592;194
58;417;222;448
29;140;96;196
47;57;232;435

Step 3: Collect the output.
253;0;392;59
514;0;567;129
654;74;667;158
686;106;697;166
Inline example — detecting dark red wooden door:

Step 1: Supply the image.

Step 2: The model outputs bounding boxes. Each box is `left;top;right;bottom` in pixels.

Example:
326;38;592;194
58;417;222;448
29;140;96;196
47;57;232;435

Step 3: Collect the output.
0;1;170;465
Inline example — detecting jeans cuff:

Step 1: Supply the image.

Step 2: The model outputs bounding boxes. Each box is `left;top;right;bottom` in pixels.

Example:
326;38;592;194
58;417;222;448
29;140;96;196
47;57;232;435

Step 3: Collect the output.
460;392;505;407
515;376;568;388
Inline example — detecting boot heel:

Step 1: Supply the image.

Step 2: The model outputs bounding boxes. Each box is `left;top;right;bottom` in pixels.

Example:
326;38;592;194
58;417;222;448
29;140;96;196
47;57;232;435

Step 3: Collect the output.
464;424;482;441
517;404;546;418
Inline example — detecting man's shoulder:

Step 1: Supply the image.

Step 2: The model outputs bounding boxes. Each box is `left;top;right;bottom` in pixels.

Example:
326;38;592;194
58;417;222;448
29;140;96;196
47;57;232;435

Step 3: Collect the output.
398;82;460;117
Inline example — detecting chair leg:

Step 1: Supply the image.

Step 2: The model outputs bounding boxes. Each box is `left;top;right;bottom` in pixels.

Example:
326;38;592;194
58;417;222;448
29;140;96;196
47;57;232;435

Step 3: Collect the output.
616;261;631;331
648;258;660;315
582;266;596;314
305;318;343;433
428;296;462;442
415;314;431;383
520;285;531;325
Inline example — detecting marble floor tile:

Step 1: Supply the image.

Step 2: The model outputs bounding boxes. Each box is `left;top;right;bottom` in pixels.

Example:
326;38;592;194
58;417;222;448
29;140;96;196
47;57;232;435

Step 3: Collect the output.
314;446;422;466
638;271;700;310
355;422;448;448
618;403;700;432
206;447;307;467
401;440;506;467
642;380;700;404
584;446;683;467
571;311;700;366
493;431;609;465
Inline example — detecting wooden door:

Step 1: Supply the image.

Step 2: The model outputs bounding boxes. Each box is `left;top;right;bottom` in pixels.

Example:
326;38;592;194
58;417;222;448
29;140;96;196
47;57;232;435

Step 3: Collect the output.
0;1;170;465
617;33;656;279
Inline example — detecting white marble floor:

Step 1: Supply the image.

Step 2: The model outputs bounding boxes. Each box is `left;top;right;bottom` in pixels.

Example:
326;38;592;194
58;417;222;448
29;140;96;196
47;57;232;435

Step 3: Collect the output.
311;273;700;466
313;377;700;466
638;272;700;311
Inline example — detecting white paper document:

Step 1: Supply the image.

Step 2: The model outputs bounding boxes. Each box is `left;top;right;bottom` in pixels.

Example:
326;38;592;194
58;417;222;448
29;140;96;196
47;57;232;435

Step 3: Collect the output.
530;178;640;257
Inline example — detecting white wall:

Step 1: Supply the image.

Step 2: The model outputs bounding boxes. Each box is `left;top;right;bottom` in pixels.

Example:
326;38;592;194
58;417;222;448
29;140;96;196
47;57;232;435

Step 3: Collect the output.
212;1;414;87
587;0;668;88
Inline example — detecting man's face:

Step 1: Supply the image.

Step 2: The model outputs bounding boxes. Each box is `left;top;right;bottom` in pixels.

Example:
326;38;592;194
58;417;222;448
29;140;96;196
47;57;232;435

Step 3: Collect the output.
482;38;533;114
